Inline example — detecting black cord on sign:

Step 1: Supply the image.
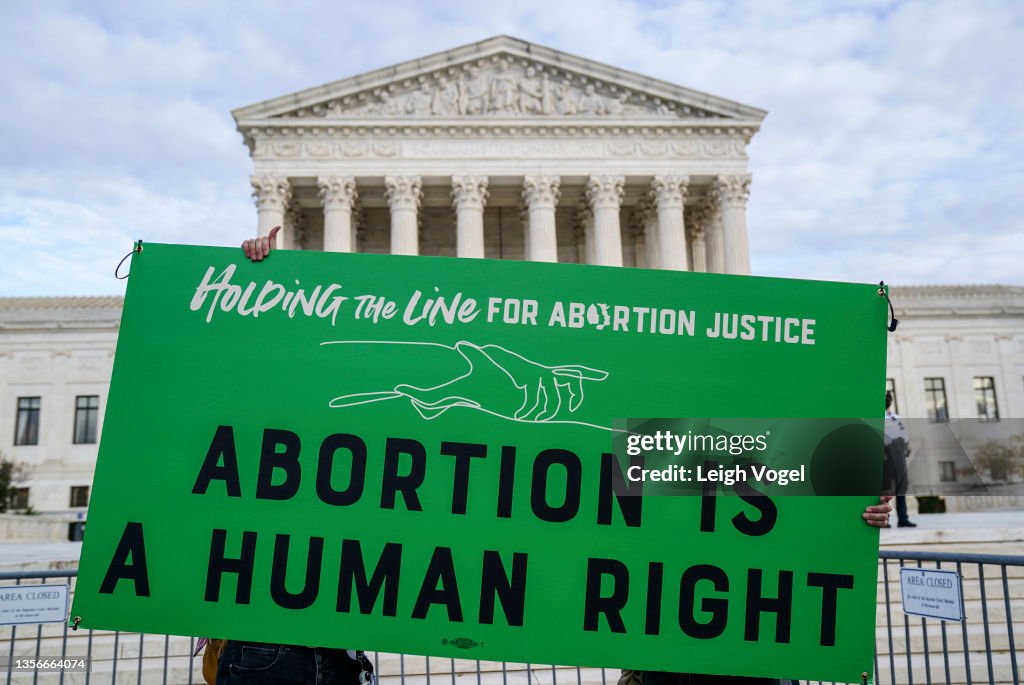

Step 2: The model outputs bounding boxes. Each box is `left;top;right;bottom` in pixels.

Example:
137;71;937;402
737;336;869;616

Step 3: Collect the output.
114;240;144;280
878;281;899;332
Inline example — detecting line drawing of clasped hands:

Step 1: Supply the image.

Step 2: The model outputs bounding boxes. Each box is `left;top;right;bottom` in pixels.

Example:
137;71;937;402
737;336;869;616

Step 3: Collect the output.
323;341;610;428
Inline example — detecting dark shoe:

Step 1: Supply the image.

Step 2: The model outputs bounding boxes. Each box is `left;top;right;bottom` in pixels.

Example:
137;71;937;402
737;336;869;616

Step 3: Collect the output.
898;521;917;528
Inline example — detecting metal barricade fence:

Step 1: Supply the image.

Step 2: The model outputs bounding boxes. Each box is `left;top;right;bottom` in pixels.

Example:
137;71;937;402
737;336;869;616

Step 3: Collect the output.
863;551;1021;685
2;552;1020;685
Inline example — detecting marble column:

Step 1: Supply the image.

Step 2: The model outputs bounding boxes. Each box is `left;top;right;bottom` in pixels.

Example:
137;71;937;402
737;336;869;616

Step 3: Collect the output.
632;198;657;270
521;175;561;262
586;174;625;267
629;208;648;268
318;176;358;253
385;175;422;256
451;175;489;259
577;199;595;265
689;224;707;273
251;175;291;246
518;203;531;259
713;174;752;275
650;175;690;271
701;196;725;273
572;223;586;264
283;199;306;250
688;202;711;273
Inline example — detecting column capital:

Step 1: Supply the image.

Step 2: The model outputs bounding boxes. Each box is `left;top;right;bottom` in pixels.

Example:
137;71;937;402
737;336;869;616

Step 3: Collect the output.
451;175;490;210
518;201;530;227
251;175;291;210
629;201;651;238
318;176;358;210
712;174;752;207
354;201;367;243
586;174;625;210
689;199;710;231
385;175;423;211
575;196;593;225
522;175;561;209
650;174;690;209
633;196;654;223
284;199;307;248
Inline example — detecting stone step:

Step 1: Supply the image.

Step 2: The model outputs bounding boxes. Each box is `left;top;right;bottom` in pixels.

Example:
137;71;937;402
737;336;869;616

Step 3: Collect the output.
877;523;1024;550
875;596;1015;625
874;620;1017;655
869;649;1020;685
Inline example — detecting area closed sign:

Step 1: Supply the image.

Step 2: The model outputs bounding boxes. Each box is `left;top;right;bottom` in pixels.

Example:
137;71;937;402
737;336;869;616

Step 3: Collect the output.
73;244;887;682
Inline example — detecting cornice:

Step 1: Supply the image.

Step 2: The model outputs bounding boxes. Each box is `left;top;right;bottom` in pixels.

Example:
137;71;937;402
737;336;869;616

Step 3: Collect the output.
0;296;124;311
241;119;756;136
891;285;1024;299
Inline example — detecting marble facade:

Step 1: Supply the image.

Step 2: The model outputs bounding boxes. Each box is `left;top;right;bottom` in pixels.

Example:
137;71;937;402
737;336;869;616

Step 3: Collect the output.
232;36;764;272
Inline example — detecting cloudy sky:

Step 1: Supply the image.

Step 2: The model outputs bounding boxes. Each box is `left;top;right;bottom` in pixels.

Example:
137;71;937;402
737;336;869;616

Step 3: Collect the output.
1;0;1021;296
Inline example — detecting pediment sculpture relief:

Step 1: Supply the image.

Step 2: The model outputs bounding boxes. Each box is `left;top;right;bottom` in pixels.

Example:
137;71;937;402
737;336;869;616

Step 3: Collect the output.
282;58;725;119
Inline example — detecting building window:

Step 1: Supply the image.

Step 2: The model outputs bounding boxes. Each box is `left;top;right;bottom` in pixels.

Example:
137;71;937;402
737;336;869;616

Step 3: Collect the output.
70;486;90;508
924;378;949;423
939;461;957;482
73;395;100;444
8;487;29;510
14;397;41;445
973;377;999;422
886;379;898;414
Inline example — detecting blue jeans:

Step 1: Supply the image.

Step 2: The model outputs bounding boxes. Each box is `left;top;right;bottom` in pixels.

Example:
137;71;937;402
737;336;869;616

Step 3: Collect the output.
216;641;367;685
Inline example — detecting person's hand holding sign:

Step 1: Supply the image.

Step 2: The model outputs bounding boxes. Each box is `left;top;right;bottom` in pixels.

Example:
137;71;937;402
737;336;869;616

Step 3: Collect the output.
863;494;893;528
241;225;280;262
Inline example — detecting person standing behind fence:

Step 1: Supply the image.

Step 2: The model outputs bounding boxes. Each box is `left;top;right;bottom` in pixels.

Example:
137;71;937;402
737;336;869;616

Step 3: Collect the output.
884;391;915;528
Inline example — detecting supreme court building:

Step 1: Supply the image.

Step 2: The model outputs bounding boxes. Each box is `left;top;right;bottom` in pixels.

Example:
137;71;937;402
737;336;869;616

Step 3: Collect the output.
232;36;763;273
2;37;1022;517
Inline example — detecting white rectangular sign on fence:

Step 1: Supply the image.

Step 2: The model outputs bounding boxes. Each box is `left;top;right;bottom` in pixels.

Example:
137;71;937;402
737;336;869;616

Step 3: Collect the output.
900;568;963;622
0;584;70;626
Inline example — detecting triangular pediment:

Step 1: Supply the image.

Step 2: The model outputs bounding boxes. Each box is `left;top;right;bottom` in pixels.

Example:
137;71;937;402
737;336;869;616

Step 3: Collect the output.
233;36;766;124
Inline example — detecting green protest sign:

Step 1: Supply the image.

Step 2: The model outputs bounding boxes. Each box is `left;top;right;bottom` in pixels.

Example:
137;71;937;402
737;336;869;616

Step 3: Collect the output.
73;243;887;682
